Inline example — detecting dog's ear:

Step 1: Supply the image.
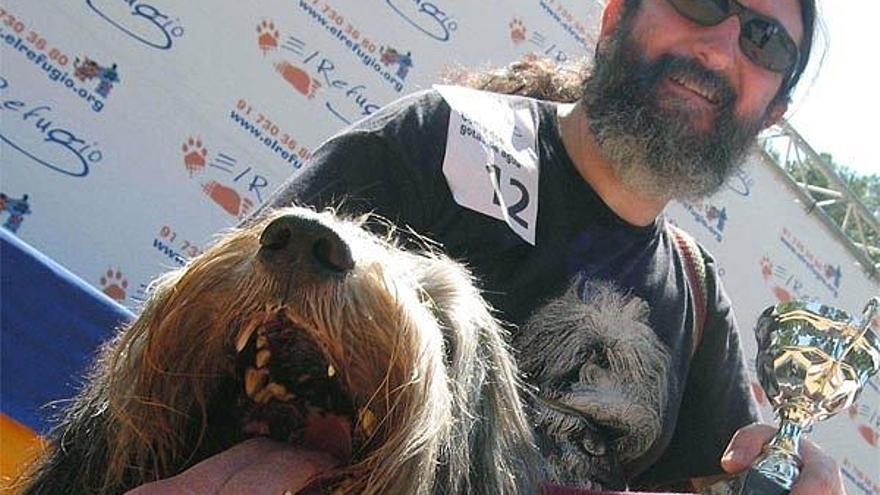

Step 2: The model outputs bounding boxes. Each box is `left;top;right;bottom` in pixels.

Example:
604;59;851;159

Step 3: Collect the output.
417;257;540;494
23;267;238;495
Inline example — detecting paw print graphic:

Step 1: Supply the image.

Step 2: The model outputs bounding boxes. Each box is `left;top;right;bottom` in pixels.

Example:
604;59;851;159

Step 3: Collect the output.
182;137;207;176
759;256;773;281
275;61;320;98
758;256;792;302
203;181;254;219
509;18;527;45
257;20;280;54
100;268;128;302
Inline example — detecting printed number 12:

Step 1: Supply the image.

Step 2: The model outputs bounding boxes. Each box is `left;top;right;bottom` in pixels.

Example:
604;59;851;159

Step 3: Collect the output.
486;164;530;229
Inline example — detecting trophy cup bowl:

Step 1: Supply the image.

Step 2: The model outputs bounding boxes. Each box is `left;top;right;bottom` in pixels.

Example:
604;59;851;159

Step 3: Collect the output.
706;298;880;495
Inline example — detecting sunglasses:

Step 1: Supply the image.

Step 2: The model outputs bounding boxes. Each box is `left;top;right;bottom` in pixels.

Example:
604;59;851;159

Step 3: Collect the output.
665;0;799;76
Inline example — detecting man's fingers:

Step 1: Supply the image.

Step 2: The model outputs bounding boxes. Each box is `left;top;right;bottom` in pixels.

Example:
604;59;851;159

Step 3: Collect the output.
720;424;845;495
790;439;845;495
720;423;775;473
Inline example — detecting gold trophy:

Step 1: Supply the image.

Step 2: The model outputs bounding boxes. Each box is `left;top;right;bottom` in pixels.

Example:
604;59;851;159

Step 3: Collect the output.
707;297;880;495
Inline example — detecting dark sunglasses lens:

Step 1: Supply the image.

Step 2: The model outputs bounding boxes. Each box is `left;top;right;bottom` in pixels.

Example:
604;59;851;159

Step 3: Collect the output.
668;0;730;24
741;18;797;72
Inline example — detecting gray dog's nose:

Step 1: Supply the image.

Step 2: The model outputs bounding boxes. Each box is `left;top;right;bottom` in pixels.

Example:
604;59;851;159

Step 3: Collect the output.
259;214;355;273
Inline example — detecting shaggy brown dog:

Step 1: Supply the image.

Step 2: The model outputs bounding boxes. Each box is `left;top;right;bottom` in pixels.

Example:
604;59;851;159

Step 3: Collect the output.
20;207;539;495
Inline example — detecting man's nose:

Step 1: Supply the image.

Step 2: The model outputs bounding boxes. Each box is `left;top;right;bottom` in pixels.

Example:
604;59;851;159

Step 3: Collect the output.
693;15;740;73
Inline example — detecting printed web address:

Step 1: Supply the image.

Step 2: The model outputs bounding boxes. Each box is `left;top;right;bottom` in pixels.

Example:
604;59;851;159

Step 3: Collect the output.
0;29;105;113
229;109;305;169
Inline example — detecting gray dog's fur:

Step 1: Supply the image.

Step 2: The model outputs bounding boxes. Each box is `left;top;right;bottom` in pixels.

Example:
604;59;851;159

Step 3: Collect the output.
514;279;671;490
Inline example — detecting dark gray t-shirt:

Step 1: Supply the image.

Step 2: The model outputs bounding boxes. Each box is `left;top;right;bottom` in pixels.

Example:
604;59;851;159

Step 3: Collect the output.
266;89;759;486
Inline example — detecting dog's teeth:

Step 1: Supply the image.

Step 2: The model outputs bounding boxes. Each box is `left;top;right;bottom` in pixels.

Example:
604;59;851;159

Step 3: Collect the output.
235;320;261;352
359;408;377;437
253;382;294;403
256;349;271;368
268;382;294;401
245;367;270;397
327;364;336;377
256;335;269;349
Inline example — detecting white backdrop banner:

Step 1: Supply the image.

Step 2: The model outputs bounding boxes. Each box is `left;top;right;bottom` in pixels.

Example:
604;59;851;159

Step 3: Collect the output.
2;1;877;492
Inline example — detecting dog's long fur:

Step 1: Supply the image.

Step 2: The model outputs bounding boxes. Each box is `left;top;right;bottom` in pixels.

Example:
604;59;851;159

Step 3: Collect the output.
20;207;539;495
514;280;670;490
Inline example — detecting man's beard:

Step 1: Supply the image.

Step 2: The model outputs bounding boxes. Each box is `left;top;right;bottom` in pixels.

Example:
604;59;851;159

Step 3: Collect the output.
581;28;767;200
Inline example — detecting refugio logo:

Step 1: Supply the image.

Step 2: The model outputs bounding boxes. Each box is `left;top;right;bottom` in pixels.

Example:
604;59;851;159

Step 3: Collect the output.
0;76;105;177
385;0;457;42
86;0;184;50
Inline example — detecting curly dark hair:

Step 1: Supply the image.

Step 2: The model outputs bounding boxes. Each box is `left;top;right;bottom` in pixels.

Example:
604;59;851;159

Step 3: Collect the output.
445;0;817;103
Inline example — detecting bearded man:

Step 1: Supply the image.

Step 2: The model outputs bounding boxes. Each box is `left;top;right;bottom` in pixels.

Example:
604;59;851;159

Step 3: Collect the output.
133;0;846;493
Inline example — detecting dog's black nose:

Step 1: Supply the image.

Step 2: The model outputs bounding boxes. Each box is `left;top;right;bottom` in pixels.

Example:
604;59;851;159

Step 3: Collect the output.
260;215;355;273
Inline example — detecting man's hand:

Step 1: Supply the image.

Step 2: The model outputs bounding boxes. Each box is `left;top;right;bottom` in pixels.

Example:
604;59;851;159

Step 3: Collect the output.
721;423;846;495
124;437;339;495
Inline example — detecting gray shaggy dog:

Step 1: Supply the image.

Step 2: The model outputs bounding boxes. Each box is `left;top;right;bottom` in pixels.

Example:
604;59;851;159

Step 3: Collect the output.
18;206;540;495
514;279;671;491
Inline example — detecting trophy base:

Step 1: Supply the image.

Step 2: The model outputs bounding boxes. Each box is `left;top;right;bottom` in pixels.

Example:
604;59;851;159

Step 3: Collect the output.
703;468;790;495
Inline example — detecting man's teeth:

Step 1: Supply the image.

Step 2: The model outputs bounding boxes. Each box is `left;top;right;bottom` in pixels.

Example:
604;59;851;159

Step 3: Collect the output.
672;75;719;104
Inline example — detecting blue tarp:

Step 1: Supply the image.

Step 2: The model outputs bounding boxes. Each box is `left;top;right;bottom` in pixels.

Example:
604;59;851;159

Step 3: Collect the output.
1;229;134;434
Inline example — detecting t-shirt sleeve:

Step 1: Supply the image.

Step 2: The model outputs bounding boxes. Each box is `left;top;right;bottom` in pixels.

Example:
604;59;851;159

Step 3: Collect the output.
258;90;453;235
636;249;761;486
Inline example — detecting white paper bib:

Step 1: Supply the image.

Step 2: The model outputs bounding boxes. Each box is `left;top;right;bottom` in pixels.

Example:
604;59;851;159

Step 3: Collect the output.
435;84;540;245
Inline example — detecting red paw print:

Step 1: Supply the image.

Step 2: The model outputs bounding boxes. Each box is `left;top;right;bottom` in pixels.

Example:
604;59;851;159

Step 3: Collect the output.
100;268;128;302
759;256;773;281
203;181;254;219
275;61;320;98
509;18;526;45
257;19;279;54
182;137;207;176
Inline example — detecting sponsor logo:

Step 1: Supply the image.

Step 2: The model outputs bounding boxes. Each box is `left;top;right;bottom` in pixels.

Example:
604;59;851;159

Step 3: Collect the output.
230;98;311;169
725;166;755;197
678;199;727;242
180;136;273;219
99;267;128;302
0;192;32;233
294;2;409;93
508;17;570;63
385;0;457;42
0;76;106;177
379;46;413;81
780;227;843;298
73;56;120;98
538;0;591;50
266;30;382;124
0;9;107;112
759;255;818;303
86;0;185;50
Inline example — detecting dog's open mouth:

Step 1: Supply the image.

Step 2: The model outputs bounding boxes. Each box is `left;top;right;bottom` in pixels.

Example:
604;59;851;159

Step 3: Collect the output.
232;307;375;461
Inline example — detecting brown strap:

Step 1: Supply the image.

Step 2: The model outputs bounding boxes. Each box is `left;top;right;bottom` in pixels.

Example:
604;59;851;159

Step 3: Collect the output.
666;223;707;358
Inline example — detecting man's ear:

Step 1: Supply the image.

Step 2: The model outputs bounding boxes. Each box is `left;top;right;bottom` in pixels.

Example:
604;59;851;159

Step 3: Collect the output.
600;0;627;38
764;100;788;128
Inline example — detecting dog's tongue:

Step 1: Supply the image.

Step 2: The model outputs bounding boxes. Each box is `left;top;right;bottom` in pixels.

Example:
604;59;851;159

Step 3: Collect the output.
300;408;353;461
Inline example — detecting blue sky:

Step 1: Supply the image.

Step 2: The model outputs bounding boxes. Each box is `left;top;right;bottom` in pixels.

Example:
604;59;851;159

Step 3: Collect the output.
787;1;877;177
